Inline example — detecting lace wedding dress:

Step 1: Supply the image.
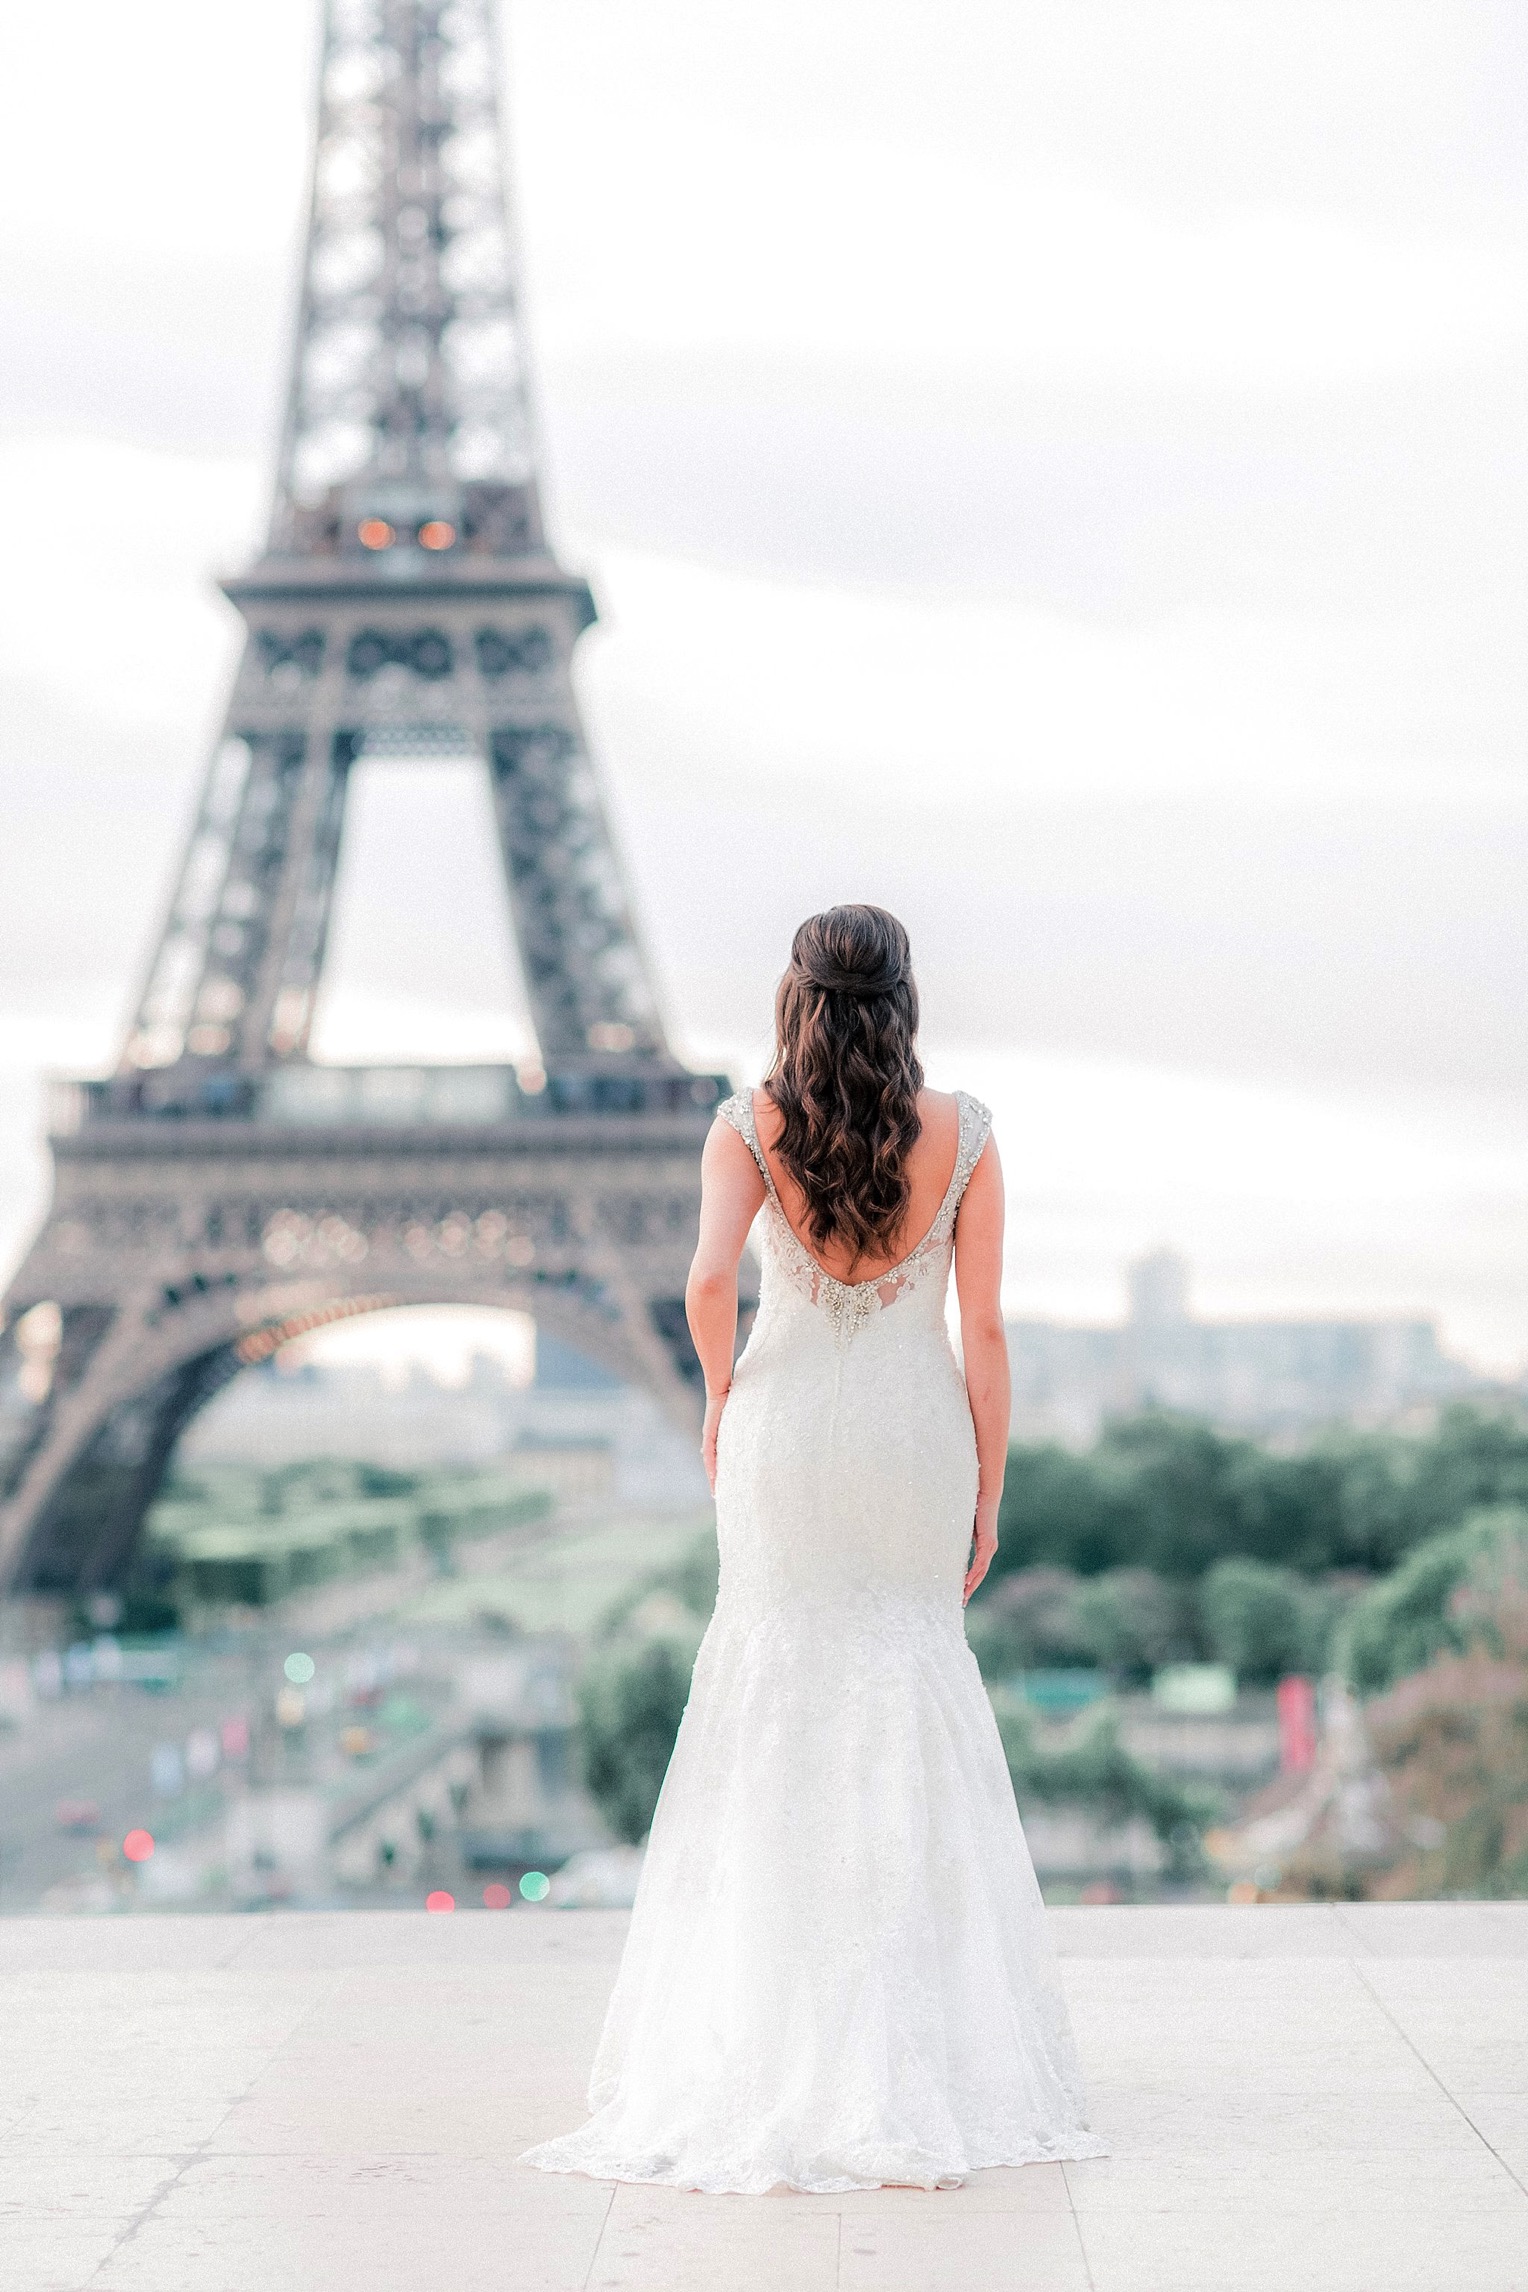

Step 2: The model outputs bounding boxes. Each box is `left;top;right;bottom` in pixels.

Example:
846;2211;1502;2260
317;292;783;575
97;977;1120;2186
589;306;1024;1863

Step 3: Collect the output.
523;1089;1105;2194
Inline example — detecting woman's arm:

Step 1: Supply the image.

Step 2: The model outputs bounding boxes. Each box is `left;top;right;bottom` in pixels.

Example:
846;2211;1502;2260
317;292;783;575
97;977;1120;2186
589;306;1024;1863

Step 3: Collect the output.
952;1134;1009;1604
685;1118;766;1490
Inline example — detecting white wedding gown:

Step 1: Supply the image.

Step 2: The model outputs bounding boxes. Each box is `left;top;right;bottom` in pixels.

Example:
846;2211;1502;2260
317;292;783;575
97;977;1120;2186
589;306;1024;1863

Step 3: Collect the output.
523;1089;1105;2194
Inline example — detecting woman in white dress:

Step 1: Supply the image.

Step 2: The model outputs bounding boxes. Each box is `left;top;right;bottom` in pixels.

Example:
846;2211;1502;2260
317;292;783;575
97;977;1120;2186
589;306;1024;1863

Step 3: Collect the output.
524;904;1104;2193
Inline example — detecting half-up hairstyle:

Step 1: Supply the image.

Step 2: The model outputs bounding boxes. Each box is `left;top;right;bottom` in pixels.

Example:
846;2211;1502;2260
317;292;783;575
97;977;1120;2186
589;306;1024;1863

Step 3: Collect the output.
764;904;924;1263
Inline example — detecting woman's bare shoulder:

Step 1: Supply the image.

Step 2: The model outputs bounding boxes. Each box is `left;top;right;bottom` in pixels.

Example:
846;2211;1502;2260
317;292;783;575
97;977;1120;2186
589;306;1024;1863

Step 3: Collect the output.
750;1085;781;1145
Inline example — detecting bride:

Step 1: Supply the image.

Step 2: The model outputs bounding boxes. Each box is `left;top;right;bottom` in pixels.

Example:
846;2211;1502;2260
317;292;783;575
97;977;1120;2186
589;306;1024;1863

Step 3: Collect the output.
524;904;1104;2194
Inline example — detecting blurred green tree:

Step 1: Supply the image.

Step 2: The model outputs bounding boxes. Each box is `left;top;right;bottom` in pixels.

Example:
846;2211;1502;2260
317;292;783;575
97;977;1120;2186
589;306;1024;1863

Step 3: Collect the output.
1200;1558;1333;1684
1071;1567;1197;1682
1345;1507;1528;1695
995;1406;1528;1585
996;1705;1220;1881
578;1641;694;1844
963;1568;1094;1679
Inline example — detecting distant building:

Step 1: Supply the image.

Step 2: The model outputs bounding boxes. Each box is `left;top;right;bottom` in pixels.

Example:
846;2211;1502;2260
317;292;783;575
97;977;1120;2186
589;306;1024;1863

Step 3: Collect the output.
515;1331;706;1508
181;1356;513;1472
1008;1251;1478;1445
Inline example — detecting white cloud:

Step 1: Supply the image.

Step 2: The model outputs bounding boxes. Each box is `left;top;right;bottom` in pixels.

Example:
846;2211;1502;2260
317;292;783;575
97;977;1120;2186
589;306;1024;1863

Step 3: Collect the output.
531;131;1527;389
0;2;312;262
0;436;258;725
577;547;1528;811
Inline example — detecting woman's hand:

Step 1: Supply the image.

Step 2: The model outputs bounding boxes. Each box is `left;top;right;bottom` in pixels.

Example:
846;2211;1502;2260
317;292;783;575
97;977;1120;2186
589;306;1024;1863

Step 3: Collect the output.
701;1385;730;1495
963;1496;999;1606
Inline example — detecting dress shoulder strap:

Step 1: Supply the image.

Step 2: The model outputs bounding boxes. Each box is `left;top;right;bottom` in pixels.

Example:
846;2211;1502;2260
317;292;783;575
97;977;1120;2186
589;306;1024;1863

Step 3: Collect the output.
715;1090;772;1188
949;1092;994;1216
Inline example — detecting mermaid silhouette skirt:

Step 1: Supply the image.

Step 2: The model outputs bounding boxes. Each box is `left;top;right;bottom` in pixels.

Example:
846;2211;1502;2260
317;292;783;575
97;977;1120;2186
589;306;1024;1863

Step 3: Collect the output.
521;1091;1105;2193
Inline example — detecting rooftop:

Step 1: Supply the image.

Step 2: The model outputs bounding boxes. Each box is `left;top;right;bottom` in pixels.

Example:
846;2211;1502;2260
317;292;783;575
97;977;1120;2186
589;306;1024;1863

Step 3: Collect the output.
6;1901;1526;2290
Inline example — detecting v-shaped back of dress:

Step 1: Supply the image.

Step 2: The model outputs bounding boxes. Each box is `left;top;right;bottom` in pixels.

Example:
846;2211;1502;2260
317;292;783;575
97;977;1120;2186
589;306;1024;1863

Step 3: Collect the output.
718;1087;991;1349
702;1084;991;1619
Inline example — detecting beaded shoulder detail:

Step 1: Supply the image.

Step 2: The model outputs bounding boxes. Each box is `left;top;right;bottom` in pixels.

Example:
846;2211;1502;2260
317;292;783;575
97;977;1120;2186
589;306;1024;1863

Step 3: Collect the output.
716;1090;992;1343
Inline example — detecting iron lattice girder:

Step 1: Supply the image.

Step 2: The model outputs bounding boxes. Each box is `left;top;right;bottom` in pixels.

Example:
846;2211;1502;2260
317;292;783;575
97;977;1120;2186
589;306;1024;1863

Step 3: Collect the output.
276;0;535;529
124;563;665;1076
0;0;730;1598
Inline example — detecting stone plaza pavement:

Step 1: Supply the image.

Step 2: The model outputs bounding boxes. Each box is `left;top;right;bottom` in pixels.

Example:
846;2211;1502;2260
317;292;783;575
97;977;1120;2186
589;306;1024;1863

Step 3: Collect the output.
2;1901;1526;2291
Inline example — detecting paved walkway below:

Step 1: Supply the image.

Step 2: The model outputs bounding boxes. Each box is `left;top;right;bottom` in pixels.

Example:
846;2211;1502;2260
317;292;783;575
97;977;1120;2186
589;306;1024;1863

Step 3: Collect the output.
4;1901;1527;2290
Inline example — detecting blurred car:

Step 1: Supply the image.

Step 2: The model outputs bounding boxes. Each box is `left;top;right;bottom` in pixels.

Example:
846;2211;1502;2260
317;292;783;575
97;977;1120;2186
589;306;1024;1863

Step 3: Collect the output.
54;1798;102;1834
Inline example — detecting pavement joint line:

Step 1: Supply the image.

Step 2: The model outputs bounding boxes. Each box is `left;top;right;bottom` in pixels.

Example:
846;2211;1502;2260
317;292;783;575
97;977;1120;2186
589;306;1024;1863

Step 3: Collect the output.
76;1950;346;2284
1061;2160;1100;2292
579;2181;619;2291
81;2149;209;2287
1346;1956;1528;2205
211;1918;265;1972
1328;1903;1372;1960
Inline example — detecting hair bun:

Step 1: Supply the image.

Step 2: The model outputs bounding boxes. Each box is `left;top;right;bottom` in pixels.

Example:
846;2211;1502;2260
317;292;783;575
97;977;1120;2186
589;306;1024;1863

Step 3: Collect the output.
785;903;914;1002
799;956;904;998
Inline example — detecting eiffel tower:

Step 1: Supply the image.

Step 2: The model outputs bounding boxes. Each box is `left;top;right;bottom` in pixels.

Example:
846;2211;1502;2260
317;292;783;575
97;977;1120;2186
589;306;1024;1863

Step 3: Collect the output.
0;0;732;1607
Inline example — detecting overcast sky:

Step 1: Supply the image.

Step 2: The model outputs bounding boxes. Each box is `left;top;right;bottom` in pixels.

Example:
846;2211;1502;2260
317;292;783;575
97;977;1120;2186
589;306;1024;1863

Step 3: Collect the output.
1;1;1526;1367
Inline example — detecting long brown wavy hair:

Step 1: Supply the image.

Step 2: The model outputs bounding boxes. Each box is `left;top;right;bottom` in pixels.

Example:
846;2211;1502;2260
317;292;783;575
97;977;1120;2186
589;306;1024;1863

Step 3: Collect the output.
764;904;925;1263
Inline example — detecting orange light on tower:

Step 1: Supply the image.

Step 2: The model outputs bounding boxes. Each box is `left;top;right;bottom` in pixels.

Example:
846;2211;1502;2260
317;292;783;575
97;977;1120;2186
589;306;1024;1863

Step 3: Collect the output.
418;519;456;550
357;517;395;550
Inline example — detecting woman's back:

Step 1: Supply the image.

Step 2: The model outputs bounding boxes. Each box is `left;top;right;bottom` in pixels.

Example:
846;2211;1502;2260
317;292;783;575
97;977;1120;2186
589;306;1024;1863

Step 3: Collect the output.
711;1084;990;1611
752;1084;962;1285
